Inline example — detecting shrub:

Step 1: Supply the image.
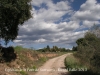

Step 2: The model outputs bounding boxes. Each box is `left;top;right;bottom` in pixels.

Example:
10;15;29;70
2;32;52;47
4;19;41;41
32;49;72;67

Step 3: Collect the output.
74;32;100;74
20;71;28;75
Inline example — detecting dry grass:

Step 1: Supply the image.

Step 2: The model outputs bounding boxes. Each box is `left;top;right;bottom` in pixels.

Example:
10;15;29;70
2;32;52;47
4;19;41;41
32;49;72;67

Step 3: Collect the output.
0;46;66;75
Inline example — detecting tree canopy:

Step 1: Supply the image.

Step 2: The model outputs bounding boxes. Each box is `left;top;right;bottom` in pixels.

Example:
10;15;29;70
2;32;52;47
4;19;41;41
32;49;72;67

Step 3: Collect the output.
0;0;32;44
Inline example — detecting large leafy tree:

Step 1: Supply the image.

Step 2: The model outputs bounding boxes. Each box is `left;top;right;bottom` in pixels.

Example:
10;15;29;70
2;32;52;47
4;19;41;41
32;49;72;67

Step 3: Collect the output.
0;0;32;44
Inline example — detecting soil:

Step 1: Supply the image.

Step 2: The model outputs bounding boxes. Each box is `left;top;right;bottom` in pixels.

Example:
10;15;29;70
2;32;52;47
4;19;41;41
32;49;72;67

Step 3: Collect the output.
35;53;71;75
0;52;71;75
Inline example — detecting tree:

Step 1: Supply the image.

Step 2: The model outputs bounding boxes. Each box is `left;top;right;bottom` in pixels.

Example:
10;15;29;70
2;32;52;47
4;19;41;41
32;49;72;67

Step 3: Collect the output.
47;45;50;51
76;38;87;46
72;46;77;51
0;0;32;44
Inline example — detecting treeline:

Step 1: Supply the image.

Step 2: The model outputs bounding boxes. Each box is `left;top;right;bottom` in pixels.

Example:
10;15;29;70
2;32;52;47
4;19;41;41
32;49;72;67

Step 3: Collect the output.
37;45;71;52
73;25;100;74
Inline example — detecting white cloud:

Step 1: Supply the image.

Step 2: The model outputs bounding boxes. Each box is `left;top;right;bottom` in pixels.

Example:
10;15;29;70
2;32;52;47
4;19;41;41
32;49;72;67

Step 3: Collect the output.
14;0;99;48
32;0;72;23
80;0;97;10
83;20;100;27
36;9;67;22
14;0;81;48
73;0;100;21
47;1;71;11
31;0;49;7
14;40;22;43
34;38;47;43
58;21;79;32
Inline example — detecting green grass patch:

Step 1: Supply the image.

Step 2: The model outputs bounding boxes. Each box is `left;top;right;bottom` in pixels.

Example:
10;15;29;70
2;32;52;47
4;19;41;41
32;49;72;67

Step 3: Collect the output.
20;71;28;75
64;54;100;75
64;54;86;69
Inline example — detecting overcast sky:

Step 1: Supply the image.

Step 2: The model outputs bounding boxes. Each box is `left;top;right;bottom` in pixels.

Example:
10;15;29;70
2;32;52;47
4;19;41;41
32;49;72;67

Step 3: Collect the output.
12;0;100;49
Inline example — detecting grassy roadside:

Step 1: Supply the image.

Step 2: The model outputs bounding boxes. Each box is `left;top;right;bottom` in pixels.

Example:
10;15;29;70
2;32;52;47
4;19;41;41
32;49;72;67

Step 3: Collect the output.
14;46;67;75
0;46;68;75
64;54;99;75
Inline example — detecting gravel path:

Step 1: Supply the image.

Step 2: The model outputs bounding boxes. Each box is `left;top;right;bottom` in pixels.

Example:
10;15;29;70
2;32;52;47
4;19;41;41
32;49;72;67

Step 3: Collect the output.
35;53;71;75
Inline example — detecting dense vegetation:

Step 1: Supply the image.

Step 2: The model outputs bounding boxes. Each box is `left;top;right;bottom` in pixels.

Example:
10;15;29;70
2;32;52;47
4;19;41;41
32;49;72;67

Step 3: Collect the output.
37;45;71;52
73;25;100;74
65;54;86;69
64;54;100;75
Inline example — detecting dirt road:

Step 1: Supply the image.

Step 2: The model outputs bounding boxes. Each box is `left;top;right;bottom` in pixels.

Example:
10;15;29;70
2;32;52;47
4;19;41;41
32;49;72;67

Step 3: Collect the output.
35;53;71;75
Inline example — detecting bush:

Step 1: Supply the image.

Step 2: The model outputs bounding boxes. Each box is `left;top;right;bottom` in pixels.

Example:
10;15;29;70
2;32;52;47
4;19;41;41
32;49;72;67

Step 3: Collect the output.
0;46;17;62
64;54;86;69
20;71;28;75
74;32;100;74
